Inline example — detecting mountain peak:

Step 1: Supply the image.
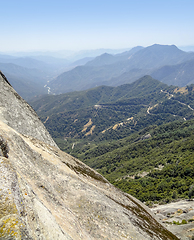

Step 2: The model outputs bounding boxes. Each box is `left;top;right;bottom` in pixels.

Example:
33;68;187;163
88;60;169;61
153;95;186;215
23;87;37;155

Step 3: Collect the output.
147;44;182;52
86;52;115;66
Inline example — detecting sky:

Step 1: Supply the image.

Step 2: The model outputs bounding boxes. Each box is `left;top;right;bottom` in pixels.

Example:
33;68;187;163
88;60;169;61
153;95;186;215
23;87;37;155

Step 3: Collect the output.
0;0;194;52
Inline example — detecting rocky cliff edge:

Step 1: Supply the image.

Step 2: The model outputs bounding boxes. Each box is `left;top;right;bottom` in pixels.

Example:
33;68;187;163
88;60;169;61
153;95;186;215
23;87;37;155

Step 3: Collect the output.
0;72;179;239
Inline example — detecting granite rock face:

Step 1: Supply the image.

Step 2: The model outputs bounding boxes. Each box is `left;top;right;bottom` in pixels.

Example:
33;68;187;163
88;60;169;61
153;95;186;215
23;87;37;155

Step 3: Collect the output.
0;72;179;239
0;71;57;147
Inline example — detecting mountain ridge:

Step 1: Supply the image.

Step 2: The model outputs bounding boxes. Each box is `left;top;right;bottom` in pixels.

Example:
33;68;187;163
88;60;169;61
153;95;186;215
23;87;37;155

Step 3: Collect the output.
48;44;194;94
31;75;167;116
85;46;144;67
151;58;194;86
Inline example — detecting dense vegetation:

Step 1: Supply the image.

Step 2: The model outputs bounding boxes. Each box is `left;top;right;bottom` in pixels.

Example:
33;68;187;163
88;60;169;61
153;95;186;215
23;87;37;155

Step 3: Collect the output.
80;120;194;204
31;76;194;205
32;76;176;140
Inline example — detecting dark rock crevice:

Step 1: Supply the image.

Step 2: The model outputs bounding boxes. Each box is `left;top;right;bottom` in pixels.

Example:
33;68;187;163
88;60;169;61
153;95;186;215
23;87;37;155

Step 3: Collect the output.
0;71;11;86
0;136;9;158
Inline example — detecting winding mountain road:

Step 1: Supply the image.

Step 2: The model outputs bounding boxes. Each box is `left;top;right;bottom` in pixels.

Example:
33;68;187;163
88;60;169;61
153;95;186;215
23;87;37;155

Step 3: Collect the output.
146;89;194;121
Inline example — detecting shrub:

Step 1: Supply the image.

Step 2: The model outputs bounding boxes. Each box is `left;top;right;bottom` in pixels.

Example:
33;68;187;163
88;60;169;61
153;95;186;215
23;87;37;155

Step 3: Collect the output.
181;219;187;224
188;219;194;222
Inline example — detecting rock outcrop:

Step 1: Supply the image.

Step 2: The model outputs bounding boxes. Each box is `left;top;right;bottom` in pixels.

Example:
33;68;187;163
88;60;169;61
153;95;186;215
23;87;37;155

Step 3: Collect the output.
0;71;57;147
152;200;194;240
0;72;179;239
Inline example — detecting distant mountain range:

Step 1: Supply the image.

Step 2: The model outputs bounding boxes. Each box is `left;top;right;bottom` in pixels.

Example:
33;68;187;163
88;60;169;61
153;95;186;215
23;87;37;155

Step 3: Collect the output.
4;47;131;60
0;54;68;100
151;59;194;86
0;54;93;100
0;62;48;100
85;46;143;67
0;49;130;100
48;44;194;94
1;44;194;100
103;58;194;87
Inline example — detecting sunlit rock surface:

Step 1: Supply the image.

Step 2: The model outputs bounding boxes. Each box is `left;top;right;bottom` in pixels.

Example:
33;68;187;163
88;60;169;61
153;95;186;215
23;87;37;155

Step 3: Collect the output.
0;71;57;147
0;72;179;239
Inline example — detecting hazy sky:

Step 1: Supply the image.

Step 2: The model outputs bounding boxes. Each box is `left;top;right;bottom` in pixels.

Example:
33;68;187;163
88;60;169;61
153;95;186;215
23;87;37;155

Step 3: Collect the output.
1;0;194;52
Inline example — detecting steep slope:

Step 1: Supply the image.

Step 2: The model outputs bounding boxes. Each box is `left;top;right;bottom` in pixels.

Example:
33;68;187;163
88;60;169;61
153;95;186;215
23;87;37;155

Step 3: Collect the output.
69;57;94;66
0;73;179;239
0;71;56;146
151;59;194;87
103;68;149;86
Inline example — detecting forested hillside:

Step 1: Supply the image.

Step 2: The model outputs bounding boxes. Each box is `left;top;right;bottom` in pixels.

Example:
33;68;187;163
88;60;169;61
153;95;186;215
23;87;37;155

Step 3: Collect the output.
31;75;194;204
77;120;194;204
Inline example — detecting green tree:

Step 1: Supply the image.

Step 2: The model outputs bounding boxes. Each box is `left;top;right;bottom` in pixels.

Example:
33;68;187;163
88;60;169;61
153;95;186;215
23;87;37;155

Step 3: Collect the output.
188;185;194;199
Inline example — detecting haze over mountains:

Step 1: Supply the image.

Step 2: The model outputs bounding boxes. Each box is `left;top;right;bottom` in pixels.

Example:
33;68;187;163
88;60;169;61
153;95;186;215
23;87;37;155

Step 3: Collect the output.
48;44;194;95
0;55;66;100
1;44;194;101
0;48;130;100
